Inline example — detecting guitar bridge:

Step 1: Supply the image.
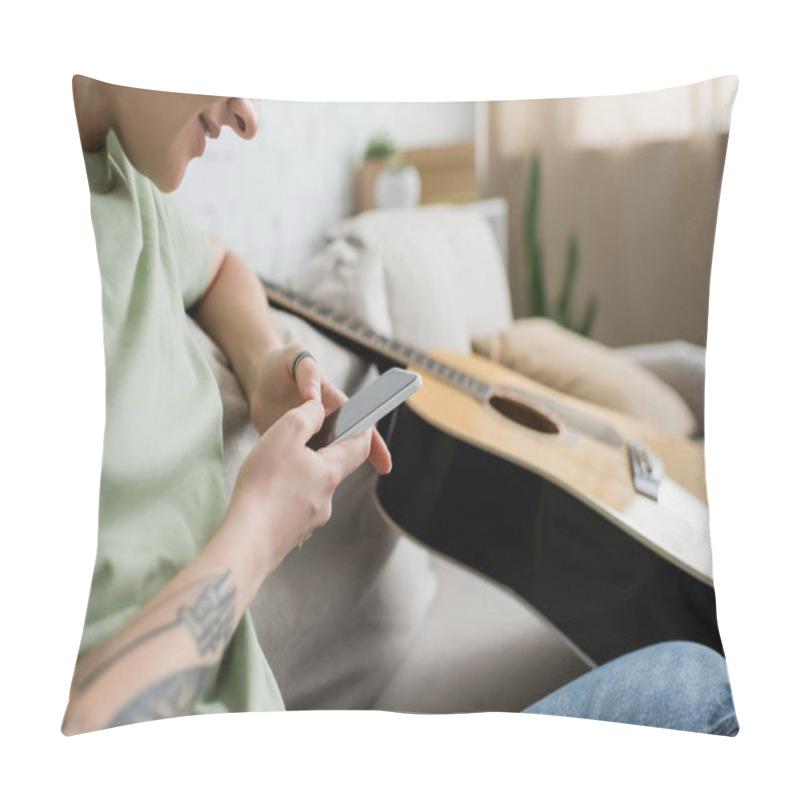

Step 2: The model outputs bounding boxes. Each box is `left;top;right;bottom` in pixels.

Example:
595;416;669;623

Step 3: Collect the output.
628;441;665;500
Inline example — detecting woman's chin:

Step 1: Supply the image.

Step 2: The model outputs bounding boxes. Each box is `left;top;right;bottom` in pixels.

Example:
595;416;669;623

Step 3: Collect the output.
153;166;188;194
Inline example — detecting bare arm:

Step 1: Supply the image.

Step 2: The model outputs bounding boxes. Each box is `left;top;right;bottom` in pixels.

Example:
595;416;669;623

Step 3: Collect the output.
64;401;373;735
191;234;284;402
63;512;259;734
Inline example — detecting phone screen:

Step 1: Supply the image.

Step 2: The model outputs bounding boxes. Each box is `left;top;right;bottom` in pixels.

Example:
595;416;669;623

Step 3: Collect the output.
306;368;421;451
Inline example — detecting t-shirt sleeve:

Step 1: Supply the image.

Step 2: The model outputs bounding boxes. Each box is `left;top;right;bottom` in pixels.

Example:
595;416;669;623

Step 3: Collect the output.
159;192;213;310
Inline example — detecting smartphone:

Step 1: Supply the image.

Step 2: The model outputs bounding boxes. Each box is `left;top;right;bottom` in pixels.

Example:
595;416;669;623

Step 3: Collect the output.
306;367;422;451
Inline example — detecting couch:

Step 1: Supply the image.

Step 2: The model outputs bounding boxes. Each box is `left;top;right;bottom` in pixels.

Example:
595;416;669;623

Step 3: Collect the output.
189;204;706;713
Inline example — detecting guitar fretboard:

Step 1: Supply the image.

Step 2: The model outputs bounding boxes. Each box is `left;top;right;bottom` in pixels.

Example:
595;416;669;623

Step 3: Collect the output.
262;279;492;403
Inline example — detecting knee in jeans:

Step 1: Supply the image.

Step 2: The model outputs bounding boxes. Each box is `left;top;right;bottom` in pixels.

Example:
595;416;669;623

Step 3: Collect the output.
641;641;736;731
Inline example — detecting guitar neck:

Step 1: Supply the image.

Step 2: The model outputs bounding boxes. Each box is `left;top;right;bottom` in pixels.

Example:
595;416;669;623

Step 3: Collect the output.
261;278;491;402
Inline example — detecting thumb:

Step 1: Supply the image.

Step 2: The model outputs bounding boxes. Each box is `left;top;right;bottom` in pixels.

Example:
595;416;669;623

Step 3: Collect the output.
285;397;326;440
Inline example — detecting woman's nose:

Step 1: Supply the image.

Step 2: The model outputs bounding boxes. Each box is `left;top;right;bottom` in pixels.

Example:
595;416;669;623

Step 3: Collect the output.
225;97;260;140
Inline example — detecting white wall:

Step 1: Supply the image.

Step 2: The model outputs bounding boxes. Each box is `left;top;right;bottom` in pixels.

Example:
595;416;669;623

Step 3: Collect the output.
175;101;475;281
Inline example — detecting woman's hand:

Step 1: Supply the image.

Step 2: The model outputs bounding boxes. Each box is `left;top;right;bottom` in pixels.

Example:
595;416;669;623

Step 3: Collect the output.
248;343;392;475
227;399;373;574
189;242;391;475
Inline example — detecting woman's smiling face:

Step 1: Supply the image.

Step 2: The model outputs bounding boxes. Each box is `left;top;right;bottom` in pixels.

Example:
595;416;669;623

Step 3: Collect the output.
108;87;260;192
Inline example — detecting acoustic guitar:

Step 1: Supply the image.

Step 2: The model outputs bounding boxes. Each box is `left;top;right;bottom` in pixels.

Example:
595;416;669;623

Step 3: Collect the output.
262;279;723;665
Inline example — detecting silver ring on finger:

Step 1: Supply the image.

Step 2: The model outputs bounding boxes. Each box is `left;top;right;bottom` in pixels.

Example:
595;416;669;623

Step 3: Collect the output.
291;349;316;381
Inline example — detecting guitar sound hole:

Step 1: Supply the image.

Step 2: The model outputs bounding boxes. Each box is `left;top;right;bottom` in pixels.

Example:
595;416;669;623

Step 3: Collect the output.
489;393;560;435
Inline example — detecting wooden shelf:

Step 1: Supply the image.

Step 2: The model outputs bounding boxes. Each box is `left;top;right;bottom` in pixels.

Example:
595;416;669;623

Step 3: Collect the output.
356;141;477;212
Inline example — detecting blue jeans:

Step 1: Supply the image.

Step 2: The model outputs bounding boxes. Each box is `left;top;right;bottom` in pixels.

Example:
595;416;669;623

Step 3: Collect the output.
523;641;738;736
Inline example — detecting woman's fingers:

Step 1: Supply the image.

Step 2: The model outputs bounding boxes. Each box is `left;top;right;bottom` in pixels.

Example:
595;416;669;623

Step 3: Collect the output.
368;428;392;475
283;397;326;440
286;348;392;474
290;347;321;402
320;380;348;415
319;429;373;483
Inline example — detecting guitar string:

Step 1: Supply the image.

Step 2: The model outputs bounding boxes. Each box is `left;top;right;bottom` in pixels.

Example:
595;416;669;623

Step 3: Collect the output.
261;279;492;402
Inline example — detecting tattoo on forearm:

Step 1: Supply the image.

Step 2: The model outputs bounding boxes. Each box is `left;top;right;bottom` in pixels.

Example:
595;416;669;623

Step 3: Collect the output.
178;571;236;655
76;570;236;693
108;667;213;728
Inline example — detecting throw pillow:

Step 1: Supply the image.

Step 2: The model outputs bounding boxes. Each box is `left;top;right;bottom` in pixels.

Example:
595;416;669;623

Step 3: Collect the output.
472;318;698;437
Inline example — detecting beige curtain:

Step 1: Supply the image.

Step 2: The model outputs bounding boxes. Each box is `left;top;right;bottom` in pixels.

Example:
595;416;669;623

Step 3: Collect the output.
477;76;738;347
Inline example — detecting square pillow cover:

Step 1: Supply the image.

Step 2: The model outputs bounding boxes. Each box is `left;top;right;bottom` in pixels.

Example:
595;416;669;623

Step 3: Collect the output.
64;75;738;736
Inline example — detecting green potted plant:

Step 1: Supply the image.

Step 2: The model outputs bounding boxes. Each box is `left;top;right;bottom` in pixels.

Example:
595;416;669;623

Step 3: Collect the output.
361;134;421;210
524;153;597;335
364;136;397;162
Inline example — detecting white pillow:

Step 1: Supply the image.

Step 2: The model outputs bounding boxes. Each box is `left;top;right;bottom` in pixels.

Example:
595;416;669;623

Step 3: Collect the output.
286;237;394;340
326;205;514;353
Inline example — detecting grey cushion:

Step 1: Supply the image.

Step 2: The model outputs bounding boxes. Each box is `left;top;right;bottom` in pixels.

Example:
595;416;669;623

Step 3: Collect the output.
618;340;706;437
372;552;591;713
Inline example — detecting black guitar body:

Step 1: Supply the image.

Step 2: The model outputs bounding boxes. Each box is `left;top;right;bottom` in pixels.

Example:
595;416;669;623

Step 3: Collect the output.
377;405;724;665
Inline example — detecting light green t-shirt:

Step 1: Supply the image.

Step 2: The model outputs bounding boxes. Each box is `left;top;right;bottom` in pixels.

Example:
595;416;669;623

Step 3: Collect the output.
81;131;284;714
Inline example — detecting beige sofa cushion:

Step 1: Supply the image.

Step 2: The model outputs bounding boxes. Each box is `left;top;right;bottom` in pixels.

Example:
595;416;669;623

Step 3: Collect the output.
473;317;698;437
373;553;590;713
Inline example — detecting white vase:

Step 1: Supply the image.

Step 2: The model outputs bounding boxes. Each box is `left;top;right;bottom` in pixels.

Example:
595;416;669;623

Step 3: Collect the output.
374;165;421;209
